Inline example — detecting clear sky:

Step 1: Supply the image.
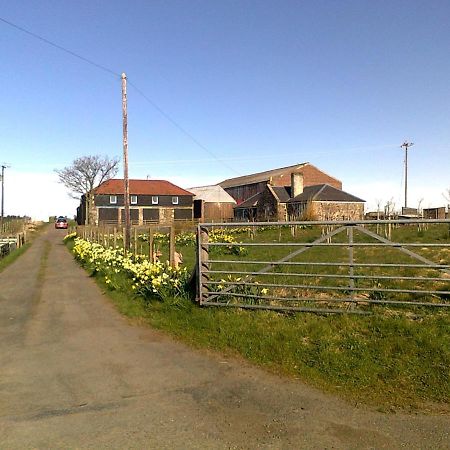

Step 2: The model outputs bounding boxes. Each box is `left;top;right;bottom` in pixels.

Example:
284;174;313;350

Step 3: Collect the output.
1;0;449;220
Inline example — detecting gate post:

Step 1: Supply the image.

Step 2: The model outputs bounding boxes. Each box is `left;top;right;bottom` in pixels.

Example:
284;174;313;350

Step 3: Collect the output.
348;225;355;300
197;225;210;304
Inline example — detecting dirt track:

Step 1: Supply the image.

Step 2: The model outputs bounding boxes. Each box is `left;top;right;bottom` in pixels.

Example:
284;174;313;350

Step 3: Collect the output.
0;226;448;449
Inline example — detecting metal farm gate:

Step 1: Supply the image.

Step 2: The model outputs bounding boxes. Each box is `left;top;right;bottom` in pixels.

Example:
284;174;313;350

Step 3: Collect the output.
196;219;450;314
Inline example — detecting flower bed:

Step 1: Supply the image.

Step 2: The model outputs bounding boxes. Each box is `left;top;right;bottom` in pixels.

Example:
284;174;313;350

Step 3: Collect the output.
72;237;189;300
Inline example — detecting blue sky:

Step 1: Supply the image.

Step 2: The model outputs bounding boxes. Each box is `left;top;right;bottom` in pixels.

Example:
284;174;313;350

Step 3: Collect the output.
1;0;449;219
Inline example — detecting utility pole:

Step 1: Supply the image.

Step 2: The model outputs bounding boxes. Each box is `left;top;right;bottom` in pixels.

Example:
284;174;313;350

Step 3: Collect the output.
122;73;131;251
400;141;414;208
1;165;8;230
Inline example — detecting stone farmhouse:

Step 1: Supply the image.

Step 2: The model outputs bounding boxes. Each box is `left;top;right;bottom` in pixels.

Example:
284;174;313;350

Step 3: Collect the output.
77;179;194;225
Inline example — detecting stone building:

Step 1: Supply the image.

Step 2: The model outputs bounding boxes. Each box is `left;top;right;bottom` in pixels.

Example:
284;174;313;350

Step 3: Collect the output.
235;172;365;221
219;162;342;205
77;179;194;225
286;181;365;221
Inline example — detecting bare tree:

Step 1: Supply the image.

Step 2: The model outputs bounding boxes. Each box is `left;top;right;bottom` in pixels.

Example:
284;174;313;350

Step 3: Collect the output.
55;155;120;225
443;188;450;205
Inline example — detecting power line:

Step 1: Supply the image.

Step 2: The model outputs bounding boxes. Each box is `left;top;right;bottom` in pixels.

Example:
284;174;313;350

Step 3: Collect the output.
0;16;239;175
127;81;240;175
0;16;121;78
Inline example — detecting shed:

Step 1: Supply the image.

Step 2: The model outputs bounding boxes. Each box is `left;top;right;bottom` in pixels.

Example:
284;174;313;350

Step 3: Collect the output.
189;185;236;222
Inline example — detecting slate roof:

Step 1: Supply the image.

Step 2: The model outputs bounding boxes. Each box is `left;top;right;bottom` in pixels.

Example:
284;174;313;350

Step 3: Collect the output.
270;186;291;203
95;179;193;196
188;185;236;203
219;162;309;188
287;184;365;203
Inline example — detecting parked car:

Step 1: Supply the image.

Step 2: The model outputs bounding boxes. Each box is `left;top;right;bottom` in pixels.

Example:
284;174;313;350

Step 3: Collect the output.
55;217;68;229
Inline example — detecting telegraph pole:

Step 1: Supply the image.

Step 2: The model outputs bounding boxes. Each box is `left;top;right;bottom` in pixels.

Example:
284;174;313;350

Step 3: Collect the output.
1;165;7;230
400;141;414;208
122;73;131;251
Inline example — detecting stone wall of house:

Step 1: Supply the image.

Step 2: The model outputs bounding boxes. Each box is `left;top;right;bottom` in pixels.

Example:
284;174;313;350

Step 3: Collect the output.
312;201;364;221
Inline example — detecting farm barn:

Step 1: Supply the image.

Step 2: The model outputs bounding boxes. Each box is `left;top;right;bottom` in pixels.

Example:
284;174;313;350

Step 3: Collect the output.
219;162;342;205
234;172;365;221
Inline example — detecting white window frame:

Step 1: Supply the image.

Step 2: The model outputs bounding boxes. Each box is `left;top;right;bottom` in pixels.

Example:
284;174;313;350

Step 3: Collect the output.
172;196;179;205
151;196;159;205
130;195;138;205
109;195;117;204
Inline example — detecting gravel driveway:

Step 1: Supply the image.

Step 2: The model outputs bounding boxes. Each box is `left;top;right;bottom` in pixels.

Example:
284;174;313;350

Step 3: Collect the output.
0;226;448;449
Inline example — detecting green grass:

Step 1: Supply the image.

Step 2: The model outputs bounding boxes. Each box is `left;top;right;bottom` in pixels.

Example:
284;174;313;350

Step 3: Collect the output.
0;222;47;272
0;242;32;272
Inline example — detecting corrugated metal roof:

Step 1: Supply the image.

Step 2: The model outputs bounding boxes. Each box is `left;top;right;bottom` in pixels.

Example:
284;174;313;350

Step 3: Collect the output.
189;185;236;203
95;179;193;196
287;184;365;203
218;162;309;188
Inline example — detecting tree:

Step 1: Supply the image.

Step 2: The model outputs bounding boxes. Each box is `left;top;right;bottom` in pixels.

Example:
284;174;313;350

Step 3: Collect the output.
443;188;450;205
55;155;120;225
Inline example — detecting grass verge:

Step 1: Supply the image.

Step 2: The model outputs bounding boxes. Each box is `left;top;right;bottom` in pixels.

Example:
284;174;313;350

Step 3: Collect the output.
0;243;32;272
66;236;450;413
0;222;47;273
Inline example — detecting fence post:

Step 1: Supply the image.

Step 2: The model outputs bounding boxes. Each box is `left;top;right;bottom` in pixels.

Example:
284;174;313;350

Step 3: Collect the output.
197;225;210;303
134;227;138;256
113;227;117;248
149;226;153;262
169;225;175;267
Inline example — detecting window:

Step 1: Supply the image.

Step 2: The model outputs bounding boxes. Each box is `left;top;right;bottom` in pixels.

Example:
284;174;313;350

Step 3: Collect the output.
109;195;117;204
130;195;137;205
151;196;159;205
172;196;179;205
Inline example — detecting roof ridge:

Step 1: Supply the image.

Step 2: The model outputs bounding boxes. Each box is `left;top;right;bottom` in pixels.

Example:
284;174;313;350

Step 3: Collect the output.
219;162;308;185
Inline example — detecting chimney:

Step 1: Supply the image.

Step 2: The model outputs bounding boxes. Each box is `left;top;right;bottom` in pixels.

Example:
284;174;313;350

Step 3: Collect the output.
291;172;303;198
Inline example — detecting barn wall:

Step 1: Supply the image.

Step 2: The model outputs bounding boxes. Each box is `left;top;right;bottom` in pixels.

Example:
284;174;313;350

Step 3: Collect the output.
203;203;235;222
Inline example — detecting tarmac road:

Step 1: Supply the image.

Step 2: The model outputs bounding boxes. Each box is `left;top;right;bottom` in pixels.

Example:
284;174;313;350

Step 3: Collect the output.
0;226;448;449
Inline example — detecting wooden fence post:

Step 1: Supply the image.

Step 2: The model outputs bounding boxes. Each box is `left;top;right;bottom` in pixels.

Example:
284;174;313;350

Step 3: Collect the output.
197;225;210;303
148;226;153;262
169;225;175;267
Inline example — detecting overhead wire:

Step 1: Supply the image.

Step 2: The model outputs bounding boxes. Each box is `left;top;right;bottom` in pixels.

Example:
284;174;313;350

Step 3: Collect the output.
0;16;121;79
127;81;240;174
0;15;240;175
